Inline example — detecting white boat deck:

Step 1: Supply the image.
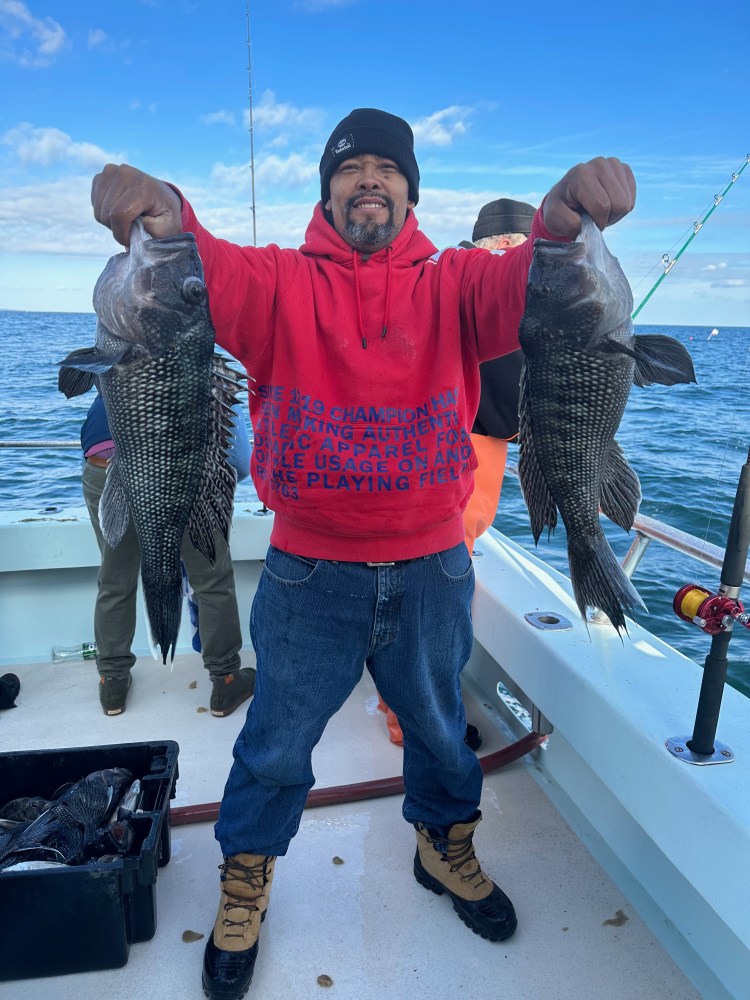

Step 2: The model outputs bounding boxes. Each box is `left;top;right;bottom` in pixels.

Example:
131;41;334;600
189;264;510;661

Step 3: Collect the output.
0;651;702;1000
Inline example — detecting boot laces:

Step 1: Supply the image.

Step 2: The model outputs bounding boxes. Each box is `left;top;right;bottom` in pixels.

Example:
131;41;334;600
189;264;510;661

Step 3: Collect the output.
218;856;270;938
428;828;488;891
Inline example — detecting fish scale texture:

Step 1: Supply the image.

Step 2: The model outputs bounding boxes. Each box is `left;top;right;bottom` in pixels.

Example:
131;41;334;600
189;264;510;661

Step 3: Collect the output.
81;226;244;662
517;218;645;632
102;340;213;660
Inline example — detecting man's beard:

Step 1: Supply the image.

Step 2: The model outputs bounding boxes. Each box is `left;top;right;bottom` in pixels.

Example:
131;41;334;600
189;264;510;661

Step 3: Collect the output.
343;195;399;249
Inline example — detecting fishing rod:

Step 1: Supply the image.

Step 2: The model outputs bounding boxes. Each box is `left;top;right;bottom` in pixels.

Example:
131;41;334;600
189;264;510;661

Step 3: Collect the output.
246;4;257;247
631;154;749;320
668;447;750;765
655;156;750;764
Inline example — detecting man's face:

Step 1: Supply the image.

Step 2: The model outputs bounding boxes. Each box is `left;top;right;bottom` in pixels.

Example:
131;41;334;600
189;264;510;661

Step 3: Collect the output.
325;154;415;252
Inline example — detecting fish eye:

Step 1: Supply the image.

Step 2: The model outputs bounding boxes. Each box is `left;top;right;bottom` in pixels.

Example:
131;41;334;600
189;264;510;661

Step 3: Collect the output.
182;276;206;303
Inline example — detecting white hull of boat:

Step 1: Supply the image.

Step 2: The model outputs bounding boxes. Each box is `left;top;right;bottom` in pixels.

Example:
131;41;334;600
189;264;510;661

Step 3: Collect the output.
0;504;747;999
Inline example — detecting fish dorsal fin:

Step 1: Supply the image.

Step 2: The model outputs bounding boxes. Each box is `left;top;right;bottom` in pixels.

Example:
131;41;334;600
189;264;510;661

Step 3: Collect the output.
99;461;131;549
600;440;641;531
186;355;247;562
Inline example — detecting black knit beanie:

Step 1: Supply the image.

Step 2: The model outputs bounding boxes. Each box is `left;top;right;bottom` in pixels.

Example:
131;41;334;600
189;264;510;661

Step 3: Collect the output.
472;198;536;242
319;108;420;206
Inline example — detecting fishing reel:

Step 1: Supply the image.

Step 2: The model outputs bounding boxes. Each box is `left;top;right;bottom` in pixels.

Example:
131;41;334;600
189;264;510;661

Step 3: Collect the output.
673;583;750;635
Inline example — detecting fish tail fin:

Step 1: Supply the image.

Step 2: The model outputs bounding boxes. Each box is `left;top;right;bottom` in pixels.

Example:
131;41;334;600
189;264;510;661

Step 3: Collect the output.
568;533;646;635
632;334;697;387
142;572;182;665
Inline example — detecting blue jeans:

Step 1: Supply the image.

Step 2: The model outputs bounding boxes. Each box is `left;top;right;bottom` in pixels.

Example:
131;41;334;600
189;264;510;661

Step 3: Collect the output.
215;543;482;857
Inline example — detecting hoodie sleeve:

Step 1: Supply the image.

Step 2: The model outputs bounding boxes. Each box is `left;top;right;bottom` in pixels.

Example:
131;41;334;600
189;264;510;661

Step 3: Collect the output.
180;197;292;366
456;206;568;363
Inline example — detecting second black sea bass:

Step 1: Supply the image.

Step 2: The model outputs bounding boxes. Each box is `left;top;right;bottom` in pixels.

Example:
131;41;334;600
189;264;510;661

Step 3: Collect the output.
59;221;245;662
517;214;696;633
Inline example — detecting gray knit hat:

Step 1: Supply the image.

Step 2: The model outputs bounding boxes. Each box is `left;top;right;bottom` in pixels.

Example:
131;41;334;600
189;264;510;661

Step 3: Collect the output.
472;198;536;241
319;108;420;206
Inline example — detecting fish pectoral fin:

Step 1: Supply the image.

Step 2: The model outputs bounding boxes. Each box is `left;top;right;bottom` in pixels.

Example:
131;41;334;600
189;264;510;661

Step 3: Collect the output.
631;334;697;387
600;441;641;531
58;344;128;375
99;462;131;549
57;365;96;399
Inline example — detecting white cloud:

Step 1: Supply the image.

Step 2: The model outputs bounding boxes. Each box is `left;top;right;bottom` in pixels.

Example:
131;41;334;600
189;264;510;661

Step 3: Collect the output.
0;175;119;257
186;200;312;249
2;123;122;168
0;0;68;66
703;261;728;271
412;107;470;148
201;110;237;126
212;153;318;194
415;185;541;249
256;153;318;189
712;278;748;288
244;90;325;134
87;28;107;49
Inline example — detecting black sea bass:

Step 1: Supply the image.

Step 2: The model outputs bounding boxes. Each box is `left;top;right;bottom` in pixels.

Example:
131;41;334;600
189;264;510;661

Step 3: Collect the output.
517;214;696;633
59;221;245;662
0;767;133;869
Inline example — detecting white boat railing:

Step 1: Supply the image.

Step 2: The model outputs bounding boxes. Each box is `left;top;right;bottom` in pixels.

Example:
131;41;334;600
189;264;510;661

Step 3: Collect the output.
2;443;748;583
504;459;750;583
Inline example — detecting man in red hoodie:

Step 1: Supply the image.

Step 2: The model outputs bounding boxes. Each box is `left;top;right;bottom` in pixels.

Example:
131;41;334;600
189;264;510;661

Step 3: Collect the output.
91;108;635;1000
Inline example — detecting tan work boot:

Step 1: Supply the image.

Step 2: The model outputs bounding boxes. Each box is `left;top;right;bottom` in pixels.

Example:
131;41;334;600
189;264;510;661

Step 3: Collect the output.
202;854;275;999
414;810;517;941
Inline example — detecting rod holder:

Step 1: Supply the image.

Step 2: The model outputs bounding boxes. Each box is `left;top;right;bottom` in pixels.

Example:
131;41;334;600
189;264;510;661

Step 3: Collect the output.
667;449;750;764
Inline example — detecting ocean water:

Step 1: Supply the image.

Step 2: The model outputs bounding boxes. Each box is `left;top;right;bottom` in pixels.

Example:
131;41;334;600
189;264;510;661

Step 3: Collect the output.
2;309;749;699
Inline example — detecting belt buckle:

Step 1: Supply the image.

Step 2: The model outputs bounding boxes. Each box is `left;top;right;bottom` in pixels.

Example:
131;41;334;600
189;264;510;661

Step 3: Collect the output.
366;561;395;567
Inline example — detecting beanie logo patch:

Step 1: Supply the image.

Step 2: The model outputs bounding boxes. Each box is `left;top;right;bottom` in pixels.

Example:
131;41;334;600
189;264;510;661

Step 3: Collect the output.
331;133;354;158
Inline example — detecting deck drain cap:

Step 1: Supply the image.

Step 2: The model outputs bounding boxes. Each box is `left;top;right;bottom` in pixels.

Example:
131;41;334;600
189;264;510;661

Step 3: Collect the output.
524;611;573;631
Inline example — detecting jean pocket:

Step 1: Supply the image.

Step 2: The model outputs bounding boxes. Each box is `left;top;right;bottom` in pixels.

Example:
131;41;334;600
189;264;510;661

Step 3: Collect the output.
436;542;473;580
263;545;319;585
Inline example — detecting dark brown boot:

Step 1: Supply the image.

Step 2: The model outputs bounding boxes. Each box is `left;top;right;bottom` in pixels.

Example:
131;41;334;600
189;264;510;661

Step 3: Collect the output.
414;811;516;941
210;669;256;718
202;853;275;999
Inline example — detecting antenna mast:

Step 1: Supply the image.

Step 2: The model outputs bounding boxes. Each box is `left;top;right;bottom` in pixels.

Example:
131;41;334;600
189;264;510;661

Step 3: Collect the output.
246;4;257;246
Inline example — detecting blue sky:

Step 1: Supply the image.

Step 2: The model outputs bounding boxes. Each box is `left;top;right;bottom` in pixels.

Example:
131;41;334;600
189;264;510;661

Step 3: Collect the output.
0;0;747;326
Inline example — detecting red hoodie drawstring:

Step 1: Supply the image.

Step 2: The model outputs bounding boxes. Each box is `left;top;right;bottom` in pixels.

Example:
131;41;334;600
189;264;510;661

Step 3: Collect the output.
352;251;367;349
352;246;393;350
382;247;392;340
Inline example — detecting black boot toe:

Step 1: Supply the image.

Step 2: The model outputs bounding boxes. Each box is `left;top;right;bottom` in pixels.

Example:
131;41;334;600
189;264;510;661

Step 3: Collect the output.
202;934;259;1000
450;883;517;941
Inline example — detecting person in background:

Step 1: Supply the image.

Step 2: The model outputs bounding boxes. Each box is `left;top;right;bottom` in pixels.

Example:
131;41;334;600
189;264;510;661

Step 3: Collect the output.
462;197;534;554
376;199;535;752
81;391;255;717
90;107;635;1000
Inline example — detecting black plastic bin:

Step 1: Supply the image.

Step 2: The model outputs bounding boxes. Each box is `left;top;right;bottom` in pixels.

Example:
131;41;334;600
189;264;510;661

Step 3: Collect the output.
0;740;179;981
